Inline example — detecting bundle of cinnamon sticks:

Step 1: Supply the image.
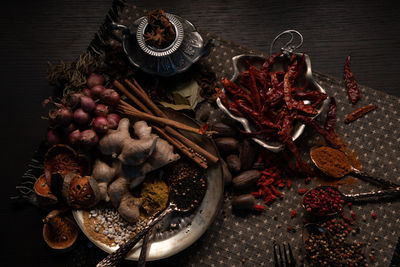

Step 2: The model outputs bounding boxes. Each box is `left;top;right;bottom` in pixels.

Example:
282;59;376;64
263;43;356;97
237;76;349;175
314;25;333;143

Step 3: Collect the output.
114;79;219;169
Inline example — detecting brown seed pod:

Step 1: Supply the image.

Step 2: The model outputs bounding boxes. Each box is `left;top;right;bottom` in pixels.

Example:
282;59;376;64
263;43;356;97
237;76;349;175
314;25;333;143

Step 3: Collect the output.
220;158;232;186
239;138;257;170
34;174;58;207
44;144;79;185
42;210;78;252
232;194;255;210
62;173;100;209
214;137;239;155
211;122;237;137
232;169;261;190
226;154;241;173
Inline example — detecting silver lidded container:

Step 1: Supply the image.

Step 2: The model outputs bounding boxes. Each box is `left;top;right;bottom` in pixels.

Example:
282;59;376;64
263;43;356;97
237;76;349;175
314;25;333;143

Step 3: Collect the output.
111;13;213;77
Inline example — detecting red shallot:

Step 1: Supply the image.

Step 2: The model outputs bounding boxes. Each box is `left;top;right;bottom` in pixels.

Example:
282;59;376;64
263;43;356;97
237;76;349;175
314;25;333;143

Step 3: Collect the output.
87;73;104;88
82;88;91;97
100;89;120;106
61;123;76;135
80;96;96;112
46;129;61;145
91;116;109;134
80;129;98;146
94;104;109;117
90;85;105;99
106;113;120;129
53;107;73;126
73;108;91;125
68;129;81;146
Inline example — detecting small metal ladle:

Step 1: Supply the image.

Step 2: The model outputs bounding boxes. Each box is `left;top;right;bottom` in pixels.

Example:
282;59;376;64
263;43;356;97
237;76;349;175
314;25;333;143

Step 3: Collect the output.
310;146;399;189
97;172;207;267
302;185;400;217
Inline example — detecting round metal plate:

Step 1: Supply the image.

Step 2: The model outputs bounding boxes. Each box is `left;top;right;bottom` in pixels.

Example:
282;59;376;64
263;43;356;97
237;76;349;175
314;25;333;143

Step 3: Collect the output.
73;108;223;261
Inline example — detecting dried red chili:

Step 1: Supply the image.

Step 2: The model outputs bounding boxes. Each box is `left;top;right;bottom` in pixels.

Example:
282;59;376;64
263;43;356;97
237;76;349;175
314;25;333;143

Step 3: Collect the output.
215;88;244;117
295;114;337;147
293;91;327;102
344;104;377;123
249;66;262;111
283;55;298;110
298;188;308;195
253;204;265;212
344;55;361;104
221;78;254;108
290;210;296;218
260;51;282;73
324;97;337;137
198;123;209;135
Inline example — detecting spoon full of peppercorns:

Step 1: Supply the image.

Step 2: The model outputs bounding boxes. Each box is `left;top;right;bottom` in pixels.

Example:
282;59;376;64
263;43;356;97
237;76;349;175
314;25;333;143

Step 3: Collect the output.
302;186;400;217
310;146;399;189
97;162;207;267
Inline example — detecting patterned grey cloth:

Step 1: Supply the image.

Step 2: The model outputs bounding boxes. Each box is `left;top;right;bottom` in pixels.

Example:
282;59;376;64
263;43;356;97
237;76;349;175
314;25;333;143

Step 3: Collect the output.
17;1;400;266
115;3;400;267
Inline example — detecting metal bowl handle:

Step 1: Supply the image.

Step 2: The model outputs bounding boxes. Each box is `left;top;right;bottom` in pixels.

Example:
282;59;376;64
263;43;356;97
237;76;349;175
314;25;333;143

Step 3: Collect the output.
111;22;131;36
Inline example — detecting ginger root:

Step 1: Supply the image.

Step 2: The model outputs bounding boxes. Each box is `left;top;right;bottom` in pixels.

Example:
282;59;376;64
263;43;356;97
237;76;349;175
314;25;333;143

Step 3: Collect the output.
91;159;120;202
92;118;180;223
98;118;131;156
108;176;142;223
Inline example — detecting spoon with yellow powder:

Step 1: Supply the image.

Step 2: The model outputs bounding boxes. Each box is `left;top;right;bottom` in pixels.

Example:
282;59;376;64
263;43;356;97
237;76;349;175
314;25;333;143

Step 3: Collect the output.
310;146;399;188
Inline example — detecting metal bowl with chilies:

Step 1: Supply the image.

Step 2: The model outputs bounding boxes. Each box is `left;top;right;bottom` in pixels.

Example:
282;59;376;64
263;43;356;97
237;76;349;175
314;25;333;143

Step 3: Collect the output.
216;30;329;152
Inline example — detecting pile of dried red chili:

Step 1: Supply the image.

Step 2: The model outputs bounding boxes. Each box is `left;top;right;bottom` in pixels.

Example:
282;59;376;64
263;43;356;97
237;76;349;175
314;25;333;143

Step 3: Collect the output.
217;52;339;173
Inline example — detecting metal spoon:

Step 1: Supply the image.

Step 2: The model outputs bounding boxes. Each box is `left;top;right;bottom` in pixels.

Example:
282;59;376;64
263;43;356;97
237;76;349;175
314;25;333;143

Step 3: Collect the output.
310;146;399;189
97;171;207;267
302;185;400;217
137;230;152;267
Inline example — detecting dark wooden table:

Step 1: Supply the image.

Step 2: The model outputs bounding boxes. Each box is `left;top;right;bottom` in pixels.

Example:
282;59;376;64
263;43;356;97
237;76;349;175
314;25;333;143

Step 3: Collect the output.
1;0;399;266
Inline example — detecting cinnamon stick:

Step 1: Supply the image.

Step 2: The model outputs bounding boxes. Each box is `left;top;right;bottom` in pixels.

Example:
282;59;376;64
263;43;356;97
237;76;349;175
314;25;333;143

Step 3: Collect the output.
118;103;205;135
152;125;208;169
114;80;152;114
124;79;219;164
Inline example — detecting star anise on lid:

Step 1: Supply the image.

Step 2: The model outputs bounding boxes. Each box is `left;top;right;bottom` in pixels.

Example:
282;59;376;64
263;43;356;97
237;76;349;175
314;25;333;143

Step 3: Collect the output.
143;8;176;49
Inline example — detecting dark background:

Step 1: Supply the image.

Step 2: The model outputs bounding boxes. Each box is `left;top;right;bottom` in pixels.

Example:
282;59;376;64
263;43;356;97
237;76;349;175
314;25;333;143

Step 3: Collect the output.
1;0;399;266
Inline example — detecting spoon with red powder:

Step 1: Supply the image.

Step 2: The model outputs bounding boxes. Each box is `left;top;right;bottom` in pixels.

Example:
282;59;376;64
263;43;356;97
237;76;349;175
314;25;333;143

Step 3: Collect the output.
303;186;400;217
310;146;399;188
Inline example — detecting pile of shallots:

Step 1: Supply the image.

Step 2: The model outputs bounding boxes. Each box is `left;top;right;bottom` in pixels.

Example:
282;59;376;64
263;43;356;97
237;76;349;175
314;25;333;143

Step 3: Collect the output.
44;73;121;147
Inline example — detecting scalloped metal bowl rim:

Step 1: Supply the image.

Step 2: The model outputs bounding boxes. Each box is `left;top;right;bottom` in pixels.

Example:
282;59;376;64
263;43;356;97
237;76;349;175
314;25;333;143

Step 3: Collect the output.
216;53;329;153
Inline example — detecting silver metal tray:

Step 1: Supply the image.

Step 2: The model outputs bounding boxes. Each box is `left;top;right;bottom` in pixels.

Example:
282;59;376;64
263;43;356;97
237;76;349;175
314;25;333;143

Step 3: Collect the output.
216;53;329;152
73;108;223;261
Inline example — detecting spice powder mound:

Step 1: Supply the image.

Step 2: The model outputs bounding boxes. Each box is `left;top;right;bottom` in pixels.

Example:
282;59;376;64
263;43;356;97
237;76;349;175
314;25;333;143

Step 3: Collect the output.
311;146;351;178
140;176;169;216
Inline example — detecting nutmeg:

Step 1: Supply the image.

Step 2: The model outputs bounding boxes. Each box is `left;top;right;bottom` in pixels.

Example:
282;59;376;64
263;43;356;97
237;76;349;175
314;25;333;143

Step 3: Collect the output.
232;169;261;190
220;158;232;186
211;122;237;137
232;194;255;210
215;137;239;155
226;154;241;173
239;138;257;170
